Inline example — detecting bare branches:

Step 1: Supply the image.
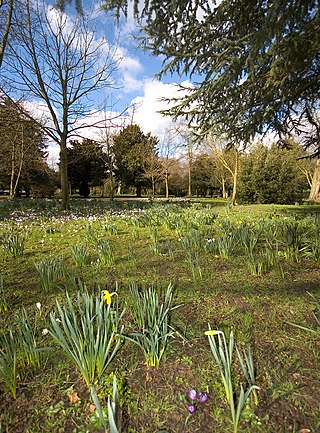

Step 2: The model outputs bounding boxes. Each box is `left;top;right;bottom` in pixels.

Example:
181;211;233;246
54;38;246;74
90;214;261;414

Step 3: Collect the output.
2;0;122;209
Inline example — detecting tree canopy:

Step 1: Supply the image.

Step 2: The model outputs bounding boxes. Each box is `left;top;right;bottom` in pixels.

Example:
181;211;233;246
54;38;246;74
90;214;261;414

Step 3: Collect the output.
112;124;158;196
104;0;319;153
67;139;107;197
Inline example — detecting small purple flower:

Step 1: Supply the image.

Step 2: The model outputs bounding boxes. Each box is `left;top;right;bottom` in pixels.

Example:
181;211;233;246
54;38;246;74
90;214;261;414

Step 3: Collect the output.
187;404;195;414
198;392;209;403
188;388;197;401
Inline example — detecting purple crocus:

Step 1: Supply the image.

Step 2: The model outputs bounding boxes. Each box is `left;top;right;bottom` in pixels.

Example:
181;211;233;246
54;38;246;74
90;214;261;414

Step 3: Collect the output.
198;392;209;403
187;404;195;414
188;388;197;401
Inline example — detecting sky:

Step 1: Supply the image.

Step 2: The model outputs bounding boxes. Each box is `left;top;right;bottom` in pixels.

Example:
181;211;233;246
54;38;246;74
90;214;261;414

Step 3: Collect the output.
41;0;195;165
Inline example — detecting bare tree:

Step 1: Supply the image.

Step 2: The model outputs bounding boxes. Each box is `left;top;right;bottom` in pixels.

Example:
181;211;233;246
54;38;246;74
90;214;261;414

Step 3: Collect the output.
0;0;14;69
3;1;120;209
207;136;244;205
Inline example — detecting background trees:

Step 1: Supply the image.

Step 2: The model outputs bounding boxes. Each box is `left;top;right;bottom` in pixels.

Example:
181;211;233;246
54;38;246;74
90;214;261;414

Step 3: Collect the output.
112;124;158;196
0;97;54;197
67;139;107;197
238;143;314;204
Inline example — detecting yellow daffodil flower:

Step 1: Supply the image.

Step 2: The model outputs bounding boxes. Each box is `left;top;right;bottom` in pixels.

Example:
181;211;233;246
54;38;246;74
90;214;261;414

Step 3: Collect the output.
205;330;221;336
101;290;112;304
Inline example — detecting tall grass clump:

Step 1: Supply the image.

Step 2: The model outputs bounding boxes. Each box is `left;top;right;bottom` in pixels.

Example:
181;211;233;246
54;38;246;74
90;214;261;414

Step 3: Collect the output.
15;308;43;368
279;218;305;263
70;243;90;267
96;239;115;267
1;231;25;257
126;283;182;368
205;328;259;433
0;275;8;312
49;290;125;386
35;256;65;291
0;330;18;399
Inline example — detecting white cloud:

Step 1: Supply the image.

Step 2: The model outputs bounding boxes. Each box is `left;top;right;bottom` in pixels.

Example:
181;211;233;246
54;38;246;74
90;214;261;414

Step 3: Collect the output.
115;46;144;93
128;79;193;139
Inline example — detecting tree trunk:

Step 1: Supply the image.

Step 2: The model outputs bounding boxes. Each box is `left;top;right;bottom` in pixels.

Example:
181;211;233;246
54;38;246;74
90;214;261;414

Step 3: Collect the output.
136;184;142;197
0;0;14;69
109;171;114;201
231;149;239;206
309;158;320;200
165;170;169;198
222;178;227;198
187;145;192;197
60;137;69;210
151;176;156;197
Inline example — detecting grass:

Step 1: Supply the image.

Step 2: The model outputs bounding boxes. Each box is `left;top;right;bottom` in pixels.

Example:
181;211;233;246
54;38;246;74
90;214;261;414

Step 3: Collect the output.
0;197;319;433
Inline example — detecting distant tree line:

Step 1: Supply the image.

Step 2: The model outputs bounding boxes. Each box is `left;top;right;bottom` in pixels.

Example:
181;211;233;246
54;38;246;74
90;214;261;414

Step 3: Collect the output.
0;101;315;204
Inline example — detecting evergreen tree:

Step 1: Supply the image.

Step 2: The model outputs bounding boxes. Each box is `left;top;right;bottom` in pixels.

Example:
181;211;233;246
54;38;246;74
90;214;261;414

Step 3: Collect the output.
104;0;320;198
112;124;158;196
238;143;313;204
67;139;107;197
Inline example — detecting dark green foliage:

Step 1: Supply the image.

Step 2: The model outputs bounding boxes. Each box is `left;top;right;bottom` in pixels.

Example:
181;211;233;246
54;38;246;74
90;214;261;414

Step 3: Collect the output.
67;139;107;197
191;154;216;197
112;124;158;196
238;143;313;204
104;0;320;153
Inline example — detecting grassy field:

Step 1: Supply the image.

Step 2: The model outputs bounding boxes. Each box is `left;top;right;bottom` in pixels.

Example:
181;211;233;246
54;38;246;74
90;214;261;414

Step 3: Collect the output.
0;198;319;433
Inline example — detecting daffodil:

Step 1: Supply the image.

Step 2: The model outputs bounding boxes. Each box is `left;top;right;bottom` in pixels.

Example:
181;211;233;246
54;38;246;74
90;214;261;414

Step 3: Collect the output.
205;330;221;336
102;290;116;305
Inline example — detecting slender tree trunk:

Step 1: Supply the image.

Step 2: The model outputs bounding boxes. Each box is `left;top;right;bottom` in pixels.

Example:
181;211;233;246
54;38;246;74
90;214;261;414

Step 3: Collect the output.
187;145;192;197
231;149;239;206
309;158;320;200
109;172;114;201
10;142;15;198
60;136;69;210
0;0;14;69
136;184;142;197
222;178;227;198
165;170;169;198
151;175;155;197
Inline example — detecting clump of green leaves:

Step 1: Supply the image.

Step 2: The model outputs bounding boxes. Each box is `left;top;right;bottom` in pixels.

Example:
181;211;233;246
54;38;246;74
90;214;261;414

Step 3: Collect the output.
49;290;125;386
1;231;25;257
205;328;259;433
126;283;182;368
0;275;8;312
96;239;115;267
35;256;65;291
0;330;18;398
70;243;90;267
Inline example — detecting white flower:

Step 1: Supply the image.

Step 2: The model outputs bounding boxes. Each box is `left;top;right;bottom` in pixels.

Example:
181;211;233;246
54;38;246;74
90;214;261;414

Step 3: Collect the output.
42;328;49;335
36;302;41;310
56;318;62;323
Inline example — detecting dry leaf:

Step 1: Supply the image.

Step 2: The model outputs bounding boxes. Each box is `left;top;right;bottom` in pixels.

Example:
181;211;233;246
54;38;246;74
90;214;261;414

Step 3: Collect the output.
89;404;96;413
68;392;81;404
299;429;311;433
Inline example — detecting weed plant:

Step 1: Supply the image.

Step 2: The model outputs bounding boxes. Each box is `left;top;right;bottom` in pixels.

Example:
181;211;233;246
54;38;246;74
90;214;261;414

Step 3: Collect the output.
96;239;115;267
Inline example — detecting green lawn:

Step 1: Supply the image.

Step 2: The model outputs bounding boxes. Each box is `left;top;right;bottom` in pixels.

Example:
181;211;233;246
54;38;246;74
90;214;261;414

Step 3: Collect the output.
0;198;319;433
